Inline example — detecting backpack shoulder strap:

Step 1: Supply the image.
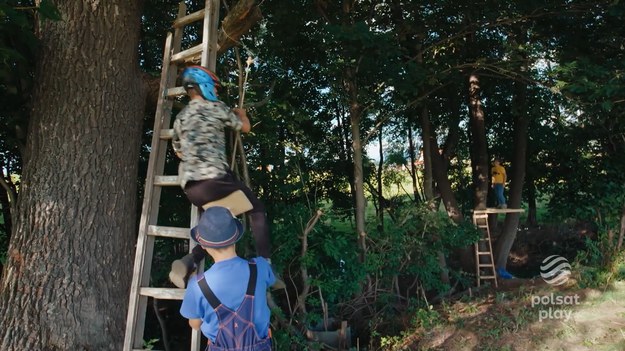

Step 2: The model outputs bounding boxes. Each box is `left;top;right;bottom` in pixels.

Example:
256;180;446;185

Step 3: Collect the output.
197;274;222;310
246;260;257;296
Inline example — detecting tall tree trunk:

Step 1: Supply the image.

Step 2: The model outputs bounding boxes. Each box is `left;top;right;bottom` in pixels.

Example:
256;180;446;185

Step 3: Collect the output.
377;126;384;230
617;205;625;252
407;123;420;202
0;175;12;276
441;88;462;164
494;80;529;269
526;177;538;226
351;116;367;261
420;106;434;202
468;74;489;210
337;108;357;225
344;67;367;262
0;1;144;350
428;138;463;223
420;104;471;272
419;106;450;285
0;180;12;241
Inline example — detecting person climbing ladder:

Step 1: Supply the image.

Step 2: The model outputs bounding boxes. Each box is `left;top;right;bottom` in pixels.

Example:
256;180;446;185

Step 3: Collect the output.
169;65;284;289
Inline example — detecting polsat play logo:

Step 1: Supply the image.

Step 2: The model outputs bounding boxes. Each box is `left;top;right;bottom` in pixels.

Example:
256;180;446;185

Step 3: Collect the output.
540;255;572;286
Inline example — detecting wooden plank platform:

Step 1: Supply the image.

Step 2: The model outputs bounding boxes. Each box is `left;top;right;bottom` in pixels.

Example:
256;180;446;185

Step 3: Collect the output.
473;208;525;214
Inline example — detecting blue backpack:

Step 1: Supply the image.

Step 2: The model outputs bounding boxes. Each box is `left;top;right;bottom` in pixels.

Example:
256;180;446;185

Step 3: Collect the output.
197;261;272;351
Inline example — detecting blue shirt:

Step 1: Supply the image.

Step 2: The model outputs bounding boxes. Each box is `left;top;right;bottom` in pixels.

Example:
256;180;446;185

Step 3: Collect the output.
180;256;275;342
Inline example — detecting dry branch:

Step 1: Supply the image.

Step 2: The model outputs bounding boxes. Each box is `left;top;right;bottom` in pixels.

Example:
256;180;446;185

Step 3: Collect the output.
295;210;324;315
218;0;263;55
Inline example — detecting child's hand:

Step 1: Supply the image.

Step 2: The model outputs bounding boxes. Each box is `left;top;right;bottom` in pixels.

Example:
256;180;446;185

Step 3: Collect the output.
232;108;246;117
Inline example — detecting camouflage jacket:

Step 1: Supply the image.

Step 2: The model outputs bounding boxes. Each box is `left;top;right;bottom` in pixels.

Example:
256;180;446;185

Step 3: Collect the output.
172;99;242;188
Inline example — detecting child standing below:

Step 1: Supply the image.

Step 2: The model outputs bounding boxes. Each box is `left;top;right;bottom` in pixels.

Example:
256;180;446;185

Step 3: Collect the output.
491;158;507;209
180;206;274;350
170;66;283;289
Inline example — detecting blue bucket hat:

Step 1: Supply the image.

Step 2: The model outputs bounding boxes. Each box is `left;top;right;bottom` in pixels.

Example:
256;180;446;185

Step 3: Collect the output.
191;206;244;248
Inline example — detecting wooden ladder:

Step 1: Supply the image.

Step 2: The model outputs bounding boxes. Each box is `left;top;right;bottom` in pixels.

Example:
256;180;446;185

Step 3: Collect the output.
123;1;220;350
472;212;498;288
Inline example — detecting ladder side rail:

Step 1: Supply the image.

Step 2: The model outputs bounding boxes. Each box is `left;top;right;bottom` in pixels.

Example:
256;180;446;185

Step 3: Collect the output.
134;2;191;347
124;31;176;351
202;0;220;69
485;228;498;288
133;43;182;349
190;2;221;349
125;3;188;349
474;213;485;287
473;212;496;287
189;206;203;351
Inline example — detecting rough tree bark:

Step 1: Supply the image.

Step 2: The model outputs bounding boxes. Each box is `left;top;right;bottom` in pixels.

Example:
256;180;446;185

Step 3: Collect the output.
420;106;434;202
426;134;463;223
0;1;145;350
468;73;489;210
494;80;529;269
345;66;367;262
617;205;625;252
417;105;450;284
377;126;384;230
526;176;538;226
407;123;421;202
419;102;474;272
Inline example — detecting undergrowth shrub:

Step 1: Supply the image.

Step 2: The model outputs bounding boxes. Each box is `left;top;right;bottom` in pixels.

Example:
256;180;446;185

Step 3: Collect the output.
266;200;481;350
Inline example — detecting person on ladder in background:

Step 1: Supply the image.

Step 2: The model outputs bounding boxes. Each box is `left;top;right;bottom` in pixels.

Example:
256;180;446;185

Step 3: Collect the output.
491;157;507;209
180;206;274;350
169;65;284;290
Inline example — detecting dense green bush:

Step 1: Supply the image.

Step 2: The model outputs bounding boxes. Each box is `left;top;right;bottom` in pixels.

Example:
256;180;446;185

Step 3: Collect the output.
265;200;481;349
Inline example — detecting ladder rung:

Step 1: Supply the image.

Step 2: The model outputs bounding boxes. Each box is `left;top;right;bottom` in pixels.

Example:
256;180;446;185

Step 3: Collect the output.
160;129;175;140
476;251;492;254
166;86;186;97
171;44;203;63
154;175;179;186
478;264;495;267
148;225;189;239
479;276;497;279
140;287;185;300
172;9;205;28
